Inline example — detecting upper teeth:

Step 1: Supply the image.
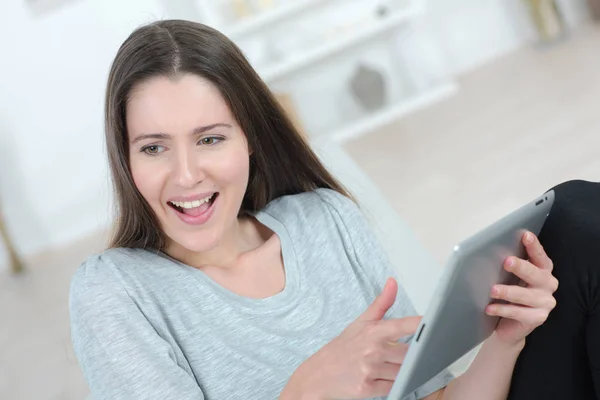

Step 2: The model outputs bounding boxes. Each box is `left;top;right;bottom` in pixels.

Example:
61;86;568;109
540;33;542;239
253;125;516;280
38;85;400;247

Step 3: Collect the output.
170;194;214;209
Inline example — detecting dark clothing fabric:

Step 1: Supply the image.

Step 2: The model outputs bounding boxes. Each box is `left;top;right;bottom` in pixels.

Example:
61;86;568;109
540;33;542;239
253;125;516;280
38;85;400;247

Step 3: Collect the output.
508;180;600;399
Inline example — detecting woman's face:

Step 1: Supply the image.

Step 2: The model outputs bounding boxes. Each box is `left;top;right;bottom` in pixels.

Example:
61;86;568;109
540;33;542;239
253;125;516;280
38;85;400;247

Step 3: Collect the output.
126;73;251;253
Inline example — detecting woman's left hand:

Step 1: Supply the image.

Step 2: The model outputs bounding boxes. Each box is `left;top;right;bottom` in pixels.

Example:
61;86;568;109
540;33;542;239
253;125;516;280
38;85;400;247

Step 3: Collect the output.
486;231;559;346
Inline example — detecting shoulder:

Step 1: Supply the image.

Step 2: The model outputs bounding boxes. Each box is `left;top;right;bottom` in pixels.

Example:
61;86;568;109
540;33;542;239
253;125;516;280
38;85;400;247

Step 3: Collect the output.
543;179;600;242
261;188;361;223
69;247;155;315
542;179;600;226
70;247;148;288
550;179;600;205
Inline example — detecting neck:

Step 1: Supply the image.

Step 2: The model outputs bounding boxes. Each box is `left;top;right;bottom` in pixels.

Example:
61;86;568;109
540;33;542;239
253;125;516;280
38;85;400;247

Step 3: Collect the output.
165;216;265;269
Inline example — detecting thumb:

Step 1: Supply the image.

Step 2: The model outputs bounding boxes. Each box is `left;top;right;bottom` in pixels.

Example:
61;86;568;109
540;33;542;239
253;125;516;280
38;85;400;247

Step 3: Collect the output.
357;277;398;322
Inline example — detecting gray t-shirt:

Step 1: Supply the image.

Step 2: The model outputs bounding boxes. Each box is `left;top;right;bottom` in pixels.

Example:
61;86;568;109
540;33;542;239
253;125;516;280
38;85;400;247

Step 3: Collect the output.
70;188;453;400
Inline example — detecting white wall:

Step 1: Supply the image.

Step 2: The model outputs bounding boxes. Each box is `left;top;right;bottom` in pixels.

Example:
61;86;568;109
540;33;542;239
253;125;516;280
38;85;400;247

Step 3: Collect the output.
0;0;592;271
423;0;590;76
0;0;169;269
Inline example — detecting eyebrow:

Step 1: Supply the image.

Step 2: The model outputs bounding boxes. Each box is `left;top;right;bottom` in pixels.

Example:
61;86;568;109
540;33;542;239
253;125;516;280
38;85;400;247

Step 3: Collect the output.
130;123;232;144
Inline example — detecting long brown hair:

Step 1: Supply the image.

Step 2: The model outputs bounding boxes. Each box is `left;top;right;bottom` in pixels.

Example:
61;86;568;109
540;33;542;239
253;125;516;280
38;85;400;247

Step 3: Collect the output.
105;19;353;250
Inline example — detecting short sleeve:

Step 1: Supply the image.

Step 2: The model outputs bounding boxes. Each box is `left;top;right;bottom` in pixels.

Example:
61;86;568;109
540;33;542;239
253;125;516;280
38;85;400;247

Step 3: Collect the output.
69;255;205;400
315;188;455;399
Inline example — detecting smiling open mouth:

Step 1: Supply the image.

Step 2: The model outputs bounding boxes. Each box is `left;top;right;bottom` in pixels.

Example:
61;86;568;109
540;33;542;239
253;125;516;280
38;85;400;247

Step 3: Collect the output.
168;193;219;216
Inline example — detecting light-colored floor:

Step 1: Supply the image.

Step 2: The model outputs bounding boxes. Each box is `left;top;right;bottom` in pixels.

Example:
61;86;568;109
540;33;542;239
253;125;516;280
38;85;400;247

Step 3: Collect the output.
0;233;105;400
345;22;600;266
1;22;599;400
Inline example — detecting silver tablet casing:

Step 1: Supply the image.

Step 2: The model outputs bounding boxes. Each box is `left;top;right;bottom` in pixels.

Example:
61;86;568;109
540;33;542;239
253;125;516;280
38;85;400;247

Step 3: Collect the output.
389;189;555;400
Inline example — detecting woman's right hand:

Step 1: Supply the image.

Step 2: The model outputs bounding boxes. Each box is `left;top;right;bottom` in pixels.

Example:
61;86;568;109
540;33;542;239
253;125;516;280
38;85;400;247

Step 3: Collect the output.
282;278;421;400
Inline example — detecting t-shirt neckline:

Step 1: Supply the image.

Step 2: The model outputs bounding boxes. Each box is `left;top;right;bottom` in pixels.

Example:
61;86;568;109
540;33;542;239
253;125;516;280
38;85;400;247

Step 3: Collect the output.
156;210;301;313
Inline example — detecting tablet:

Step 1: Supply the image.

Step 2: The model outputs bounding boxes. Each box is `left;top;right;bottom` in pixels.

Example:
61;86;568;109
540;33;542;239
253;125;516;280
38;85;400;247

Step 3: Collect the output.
388;189;555;400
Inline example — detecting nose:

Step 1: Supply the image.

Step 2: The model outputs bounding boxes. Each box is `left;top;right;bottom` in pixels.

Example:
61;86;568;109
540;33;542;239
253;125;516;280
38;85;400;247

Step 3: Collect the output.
172;147;205;189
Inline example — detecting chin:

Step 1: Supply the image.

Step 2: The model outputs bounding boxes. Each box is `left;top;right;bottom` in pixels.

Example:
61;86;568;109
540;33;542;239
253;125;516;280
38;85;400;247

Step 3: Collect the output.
169;229;221;254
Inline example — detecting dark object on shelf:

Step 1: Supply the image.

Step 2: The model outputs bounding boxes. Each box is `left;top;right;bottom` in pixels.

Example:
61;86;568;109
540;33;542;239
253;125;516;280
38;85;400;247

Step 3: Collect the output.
524;0;567;44
588;0;600;21
350;63;387;112
376;5;389;18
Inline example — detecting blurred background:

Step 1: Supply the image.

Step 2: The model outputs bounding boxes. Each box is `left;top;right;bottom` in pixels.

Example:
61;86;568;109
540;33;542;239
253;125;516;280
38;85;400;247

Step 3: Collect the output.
1;0;599;398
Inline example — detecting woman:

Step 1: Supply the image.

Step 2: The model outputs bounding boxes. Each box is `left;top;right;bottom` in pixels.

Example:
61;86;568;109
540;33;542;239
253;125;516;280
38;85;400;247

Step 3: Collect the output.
69;20;562;399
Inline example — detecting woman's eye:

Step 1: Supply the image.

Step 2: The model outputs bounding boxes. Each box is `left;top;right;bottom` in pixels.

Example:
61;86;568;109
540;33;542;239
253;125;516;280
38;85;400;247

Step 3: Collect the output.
142;145;164;155
199;137;221;145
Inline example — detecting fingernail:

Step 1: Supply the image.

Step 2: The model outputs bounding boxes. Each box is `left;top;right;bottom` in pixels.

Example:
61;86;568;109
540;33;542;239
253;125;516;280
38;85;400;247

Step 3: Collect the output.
525;232;534;244
506;258;515;270
487;305;496;315
491;286;500;297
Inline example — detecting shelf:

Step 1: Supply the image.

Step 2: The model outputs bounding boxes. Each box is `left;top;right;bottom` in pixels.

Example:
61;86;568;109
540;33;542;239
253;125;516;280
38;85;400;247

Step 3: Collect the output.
224;0;335;38
261;3;425;83
328;82;459;143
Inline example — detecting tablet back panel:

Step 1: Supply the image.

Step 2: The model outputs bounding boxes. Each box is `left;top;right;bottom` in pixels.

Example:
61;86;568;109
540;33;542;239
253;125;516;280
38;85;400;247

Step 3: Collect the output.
389;190;555;399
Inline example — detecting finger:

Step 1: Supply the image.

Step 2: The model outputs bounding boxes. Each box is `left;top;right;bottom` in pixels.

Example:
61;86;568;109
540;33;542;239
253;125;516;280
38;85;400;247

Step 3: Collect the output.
382;341;409;364
357;278;398;322
374;316;422;342
367;380;394;398
485;304;550;326
505;257;551;289
505;257;559;292
371;362;402;381
522;231;554;271
490;284;557;309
